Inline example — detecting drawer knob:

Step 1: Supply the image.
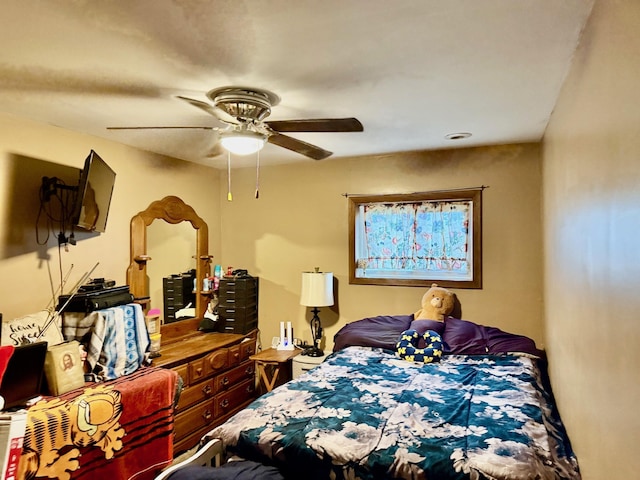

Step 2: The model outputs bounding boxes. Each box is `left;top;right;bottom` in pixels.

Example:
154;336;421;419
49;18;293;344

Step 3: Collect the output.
202;384;212;395
222;376;230;385
245;366;254;376
246;384;254;393
220;399;229;408
202;409;212;421
195;367;203;376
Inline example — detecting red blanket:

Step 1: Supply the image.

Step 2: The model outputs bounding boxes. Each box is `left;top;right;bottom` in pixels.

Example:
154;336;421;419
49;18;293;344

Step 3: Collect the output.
19;366;178;480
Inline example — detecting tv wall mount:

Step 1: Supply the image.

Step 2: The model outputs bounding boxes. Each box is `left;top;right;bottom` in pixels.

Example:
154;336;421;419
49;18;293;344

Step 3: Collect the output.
39;176;80;246
40;176;79;201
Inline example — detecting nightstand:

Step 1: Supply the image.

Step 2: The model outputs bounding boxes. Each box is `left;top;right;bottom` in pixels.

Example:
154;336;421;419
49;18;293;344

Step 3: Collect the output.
292;352;329;379
250;348;301;394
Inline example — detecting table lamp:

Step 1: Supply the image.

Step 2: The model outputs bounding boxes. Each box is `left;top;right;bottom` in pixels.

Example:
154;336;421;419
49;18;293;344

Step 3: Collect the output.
300;268;334;357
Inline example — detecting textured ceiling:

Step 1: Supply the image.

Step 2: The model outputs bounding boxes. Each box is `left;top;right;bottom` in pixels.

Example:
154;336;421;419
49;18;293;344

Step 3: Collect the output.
0;0;594;168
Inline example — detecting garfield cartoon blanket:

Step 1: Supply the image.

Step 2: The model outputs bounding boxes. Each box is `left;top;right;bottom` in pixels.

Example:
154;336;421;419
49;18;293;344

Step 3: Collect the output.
18;366;178;480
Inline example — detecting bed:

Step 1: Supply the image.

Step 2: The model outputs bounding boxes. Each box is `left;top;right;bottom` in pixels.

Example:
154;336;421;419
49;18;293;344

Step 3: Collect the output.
202;315;581;480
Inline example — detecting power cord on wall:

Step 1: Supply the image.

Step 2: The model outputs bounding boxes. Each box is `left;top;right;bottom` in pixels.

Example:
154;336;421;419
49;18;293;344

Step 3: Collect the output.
36;176;78;248
35;175;80;305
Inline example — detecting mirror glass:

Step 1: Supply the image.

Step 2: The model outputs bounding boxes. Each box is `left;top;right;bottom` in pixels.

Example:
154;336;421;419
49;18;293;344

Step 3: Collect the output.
147;220;197;317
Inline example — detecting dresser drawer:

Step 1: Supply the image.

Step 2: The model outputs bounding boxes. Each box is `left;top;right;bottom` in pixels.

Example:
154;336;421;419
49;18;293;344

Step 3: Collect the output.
215;378;255;418
218;304;258;320
219;277;258;296
215;361;255;393
240;339;257;360
189;357;207;383
173;364;189;386
228;345;241;368
177;378;215;411
218;317;258;335
174;399;216;441
205;348;230;376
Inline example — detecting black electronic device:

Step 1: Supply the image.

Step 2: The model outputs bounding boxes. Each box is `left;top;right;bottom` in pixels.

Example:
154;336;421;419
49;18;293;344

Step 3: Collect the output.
57;285;133;313
0;341;48;409
72;149;116;233
78;278;116;292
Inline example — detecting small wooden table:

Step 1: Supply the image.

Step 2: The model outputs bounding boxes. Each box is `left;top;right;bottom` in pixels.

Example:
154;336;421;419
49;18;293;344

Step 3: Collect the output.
250;348;301;393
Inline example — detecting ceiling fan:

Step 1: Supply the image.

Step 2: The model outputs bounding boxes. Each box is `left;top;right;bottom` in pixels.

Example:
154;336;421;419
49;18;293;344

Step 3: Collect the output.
108;86;363;160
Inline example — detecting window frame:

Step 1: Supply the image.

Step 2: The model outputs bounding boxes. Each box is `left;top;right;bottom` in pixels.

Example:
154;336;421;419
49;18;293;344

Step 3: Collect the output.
348;188;482;289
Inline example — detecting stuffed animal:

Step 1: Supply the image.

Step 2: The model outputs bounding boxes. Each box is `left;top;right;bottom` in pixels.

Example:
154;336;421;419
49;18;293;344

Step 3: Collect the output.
395;329;443;364
414;283;455;321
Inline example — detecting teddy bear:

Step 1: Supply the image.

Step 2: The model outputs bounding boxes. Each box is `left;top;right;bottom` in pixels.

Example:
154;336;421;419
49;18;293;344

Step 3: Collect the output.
414;283;455;321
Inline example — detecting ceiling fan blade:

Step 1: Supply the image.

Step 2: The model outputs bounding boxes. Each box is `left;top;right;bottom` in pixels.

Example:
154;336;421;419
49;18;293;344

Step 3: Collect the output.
268;132;332;160
176;95;239;125
107;126;214;130
205;142;225;158
265;117;363;133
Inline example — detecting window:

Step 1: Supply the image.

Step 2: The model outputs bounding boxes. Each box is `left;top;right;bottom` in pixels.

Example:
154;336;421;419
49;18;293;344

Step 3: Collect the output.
348;188;482;288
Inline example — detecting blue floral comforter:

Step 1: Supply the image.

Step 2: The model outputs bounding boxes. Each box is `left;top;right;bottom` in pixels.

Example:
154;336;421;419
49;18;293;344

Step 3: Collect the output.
208;347;580;480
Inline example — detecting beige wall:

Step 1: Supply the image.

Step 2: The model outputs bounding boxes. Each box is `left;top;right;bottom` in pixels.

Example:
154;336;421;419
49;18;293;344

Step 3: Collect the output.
6;6;638;477
219;144;544;352
0;113;221;323
542;1;640;478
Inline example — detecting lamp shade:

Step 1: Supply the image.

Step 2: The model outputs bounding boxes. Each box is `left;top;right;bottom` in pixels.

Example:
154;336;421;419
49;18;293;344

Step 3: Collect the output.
300;271;334;307
220;130;266;156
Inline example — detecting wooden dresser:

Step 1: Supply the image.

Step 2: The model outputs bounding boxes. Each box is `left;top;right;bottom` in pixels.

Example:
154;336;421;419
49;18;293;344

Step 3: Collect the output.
153;319;257;453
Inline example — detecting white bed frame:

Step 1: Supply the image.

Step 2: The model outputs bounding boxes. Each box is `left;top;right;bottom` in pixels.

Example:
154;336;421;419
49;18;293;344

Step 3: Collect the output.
154;439;223;480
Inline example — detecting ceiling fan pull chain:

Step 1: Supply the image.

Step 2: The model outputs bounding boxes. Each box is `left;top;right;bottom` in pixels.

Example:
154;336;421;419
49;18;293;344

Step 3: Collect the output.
255;150;260;199
227;151;233;202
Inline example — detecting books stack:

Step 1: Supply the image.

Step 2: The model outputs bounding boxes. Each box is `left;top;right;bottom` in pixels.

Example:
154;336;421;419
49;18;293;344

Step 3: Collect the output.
0;410;27;480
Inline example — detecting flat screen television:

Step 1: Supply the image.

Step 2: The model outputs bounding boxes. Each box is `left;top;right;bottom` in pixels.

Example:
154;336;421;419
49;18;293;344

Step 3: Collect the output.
72;150;116;233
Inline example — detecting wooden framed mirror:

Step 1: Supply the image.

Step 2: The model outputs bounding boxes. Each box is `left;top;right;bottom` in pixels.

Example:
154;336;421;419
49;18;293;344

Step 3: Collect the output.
126;196;211;320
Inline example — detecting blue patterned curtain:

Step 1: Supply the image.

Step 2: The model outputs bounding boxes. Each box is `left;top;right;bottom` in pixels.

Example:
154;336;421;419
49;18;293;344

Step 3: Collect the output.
357;200;471;279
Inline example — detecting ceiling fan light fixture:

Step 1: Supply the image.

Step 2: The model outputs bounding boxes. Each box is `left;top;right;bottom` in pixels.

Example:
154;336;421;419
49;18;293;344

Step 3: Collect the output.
220;130;266;155
207;86;280;122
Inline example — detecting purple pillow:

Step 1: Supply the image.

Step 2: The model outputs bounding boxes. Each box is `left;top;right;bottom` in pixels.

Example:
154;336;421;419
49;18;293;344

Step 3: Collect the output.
484;326;544;357
408;319;446;349
333;315;412;352
442;317;543;357
410;319;446;336
441;317;488;354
